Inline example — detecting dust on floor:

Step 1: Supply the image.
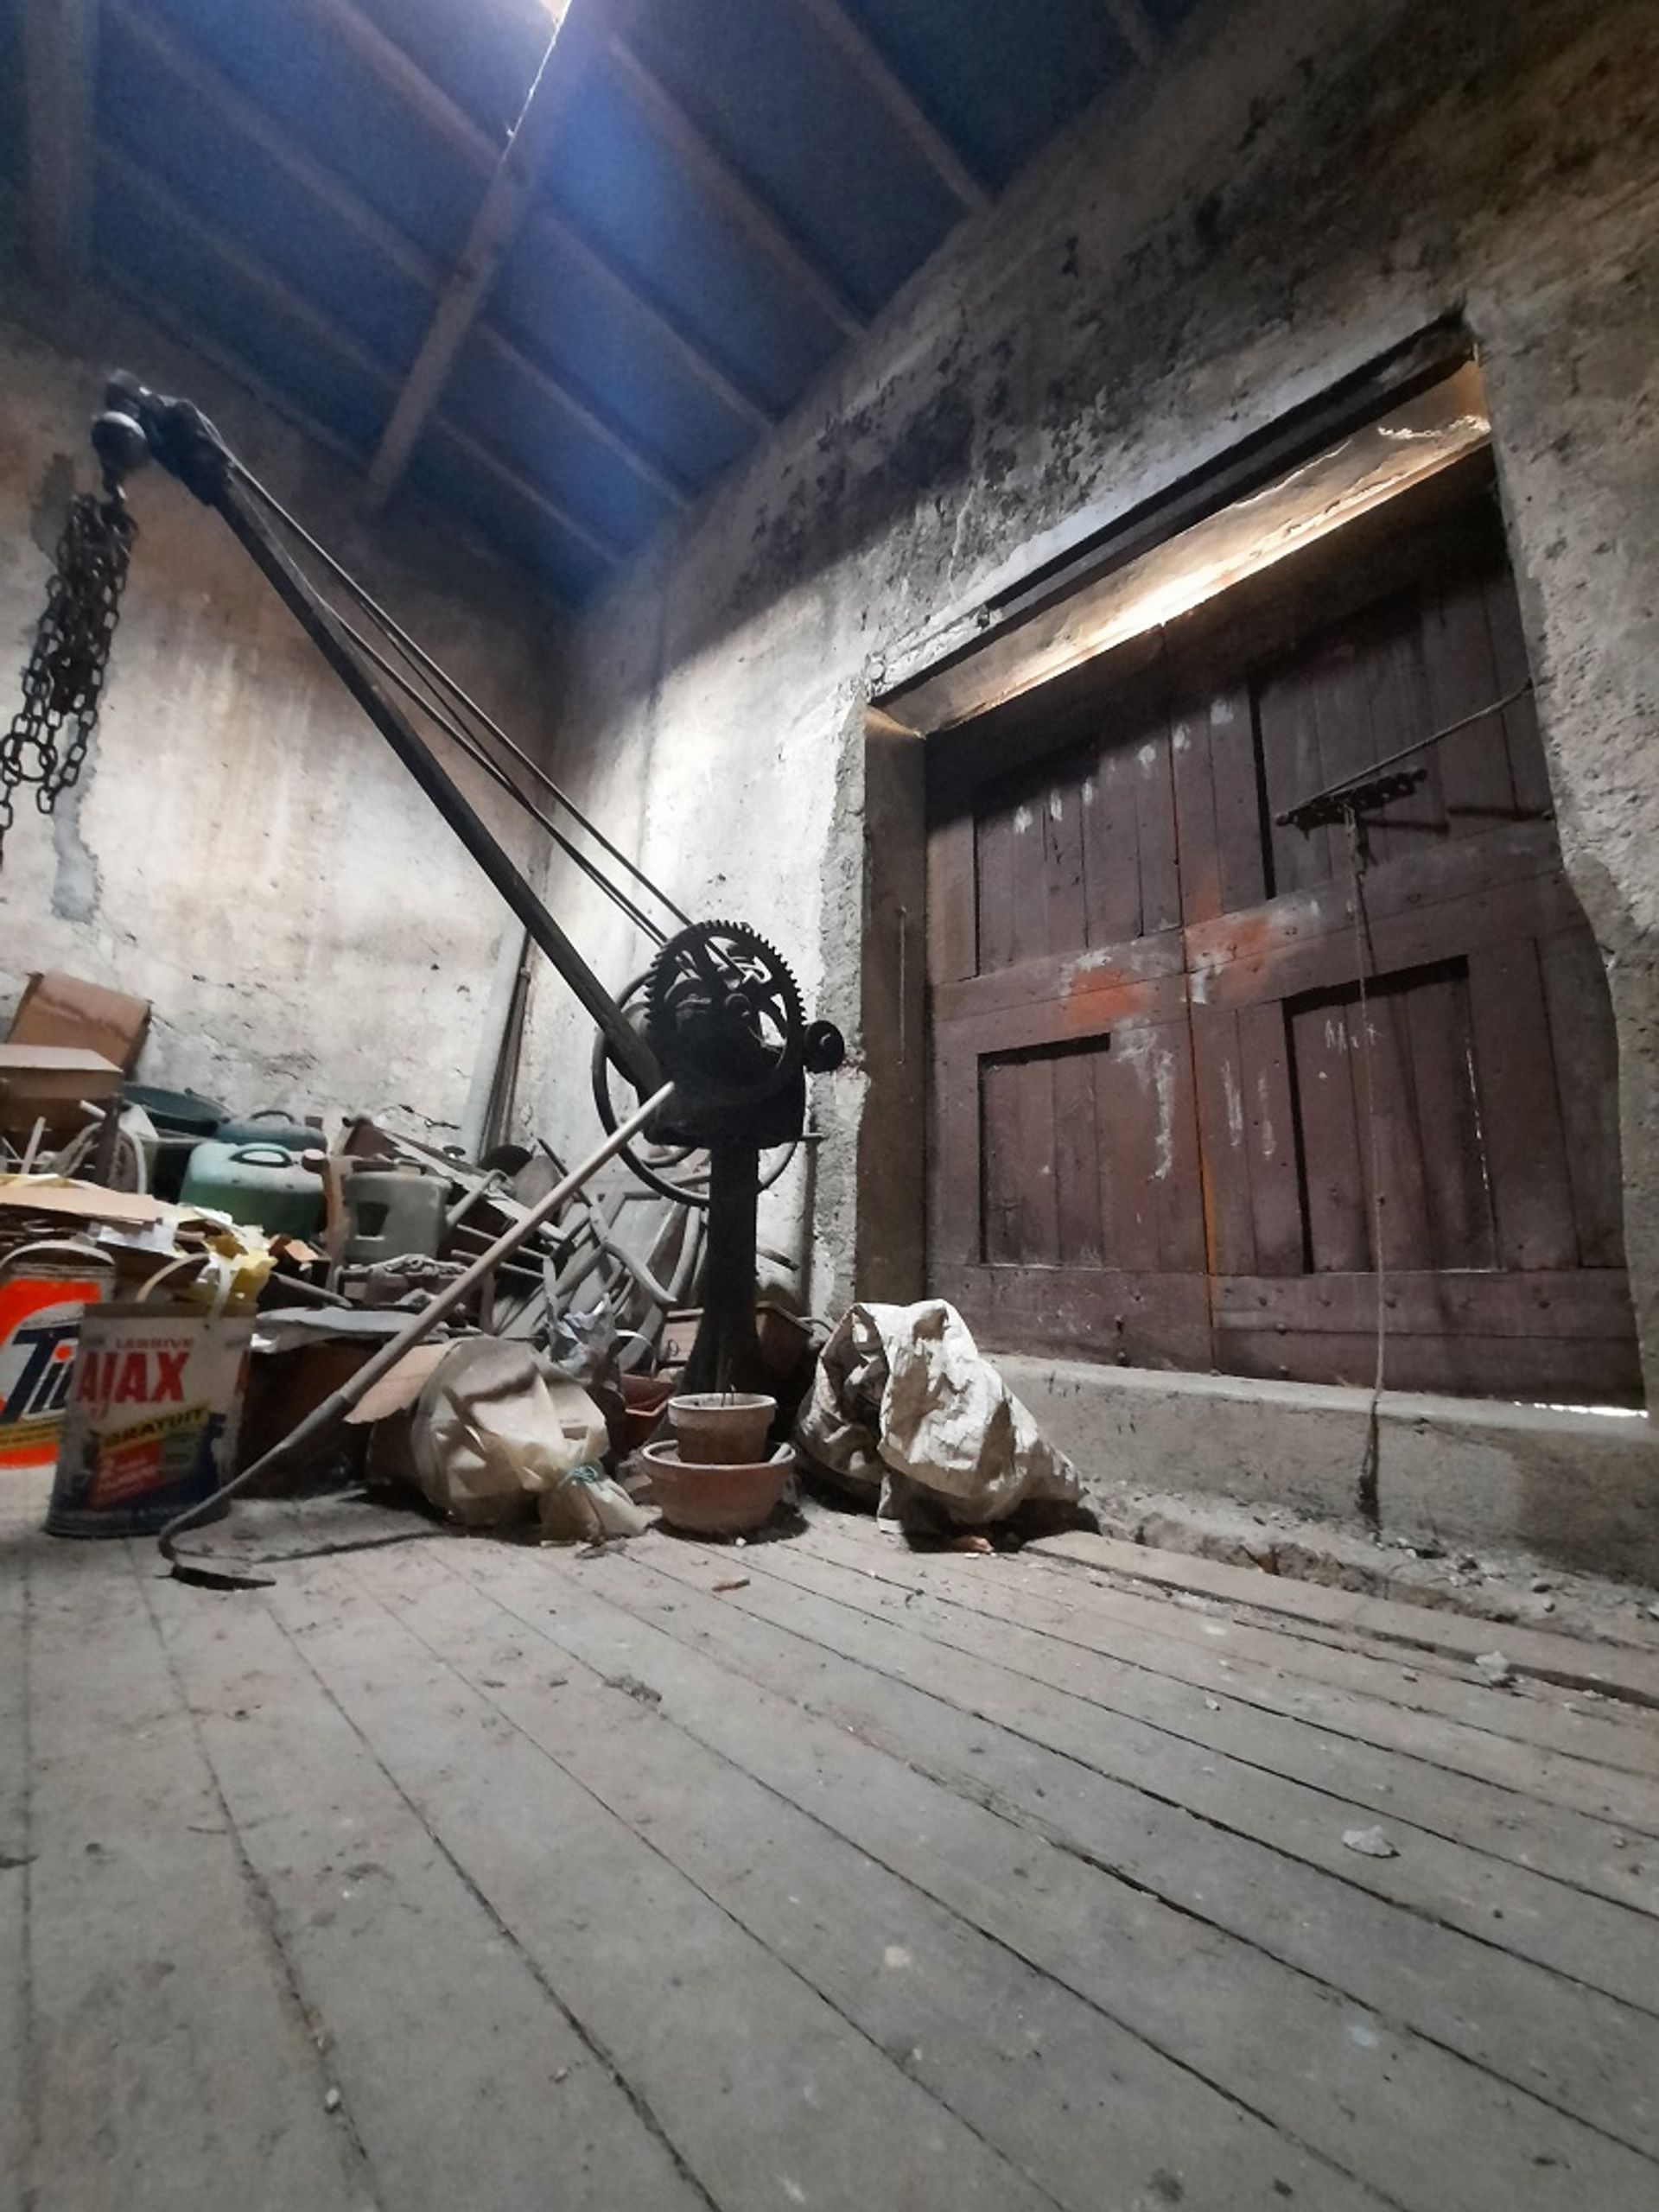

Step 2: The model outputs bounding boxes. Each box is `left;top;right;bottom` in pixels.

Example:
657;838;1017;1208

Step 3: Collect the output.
4;1484;1659;2211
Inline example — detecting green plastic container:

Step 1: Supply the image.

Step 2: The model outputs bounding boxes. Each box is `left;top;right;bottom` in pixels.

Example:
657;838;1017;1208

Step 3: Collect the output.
181;1141;323;1237
214;1108;319;1153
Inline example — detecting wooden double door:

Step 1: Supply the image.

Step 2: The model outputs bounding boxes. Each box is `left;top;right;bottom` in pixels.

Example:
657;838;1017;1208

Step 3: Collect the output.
925;477;1640;1403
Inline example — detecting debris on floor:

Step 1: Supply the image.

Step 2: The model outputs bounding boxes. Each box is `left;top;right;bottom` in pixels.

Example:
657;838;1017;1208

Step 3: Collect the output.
1341;1825;1400;1859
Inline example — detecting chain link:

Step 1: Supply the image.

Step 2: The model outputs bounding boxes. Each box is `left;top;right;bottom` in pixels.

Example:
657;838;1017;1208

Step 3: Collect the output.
1;487;135;866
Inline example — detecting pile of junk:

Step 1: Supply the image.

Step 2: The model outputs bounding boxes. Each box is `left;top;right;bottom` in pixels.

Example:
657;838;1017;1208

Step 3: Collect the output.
1;373;1089;1580
0;963;824;1552
0;964;1090;1568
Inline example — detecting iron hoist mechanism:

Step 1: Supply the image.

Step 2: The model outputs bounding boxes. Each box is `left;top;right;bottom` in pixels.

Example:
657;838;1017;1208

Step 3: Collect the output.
10;372;845;1395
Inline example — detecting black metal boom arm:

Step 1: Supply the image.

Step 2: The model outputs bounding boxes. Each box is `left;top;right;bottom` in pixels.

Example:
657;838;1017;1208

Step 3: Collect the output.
92;373;663;1101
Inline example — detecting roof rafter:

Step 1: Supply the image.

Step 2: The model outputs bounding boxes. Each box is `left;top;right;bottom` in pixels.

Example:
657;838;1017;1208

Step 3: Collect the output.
116;3;690;517
790;0;988;211
22;0;98;283
290;0;775;435
607;34;868;340
100;146;625;573
365;7;575;509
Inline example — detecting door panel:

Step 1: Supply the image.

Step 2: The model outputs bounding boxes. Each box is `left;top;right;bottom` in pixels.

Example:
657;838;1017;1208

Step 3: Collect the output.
925;486;1641;1403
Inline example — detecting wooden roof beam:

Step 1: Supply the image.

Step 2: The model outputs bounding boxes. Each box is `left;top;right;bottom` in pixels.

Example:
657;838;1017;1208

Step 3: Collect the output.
365;6;577;510
791;0;988;211
607;35;867;340
291;0;775;435
114;3;690;515
22;0;98;283
99;147;625;572
1103;0;1162;69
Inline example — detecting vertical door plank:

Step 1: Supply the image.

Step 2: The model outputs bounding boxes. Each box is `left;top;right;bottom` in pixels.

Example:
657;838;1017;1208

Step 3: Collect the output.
1053;1045;1106;1268
975;805;1015;972
1357;984;1435;1275
926;812;977;985
1206;686;1268;917
1007;779;1052;966
1135;723;1182;935
979;1055;1023;1267
981;1055;1058;1265
1258;660;1332;893
1367;614;1447;859
1093;1032;1162;1272
1152;1014;1207;1273
1308;630;1381;840
928;1034;982;1268
1041;764;1090;958
1170;697;1224;925
1422;565;1516;836
1538;928;1627;1268
1290;993;1371;1272
1084;741;1143;947
1466;939;1580;1270
1235;1001;1304;1273
1190;1004;1257;1275
1402;968;1497;1270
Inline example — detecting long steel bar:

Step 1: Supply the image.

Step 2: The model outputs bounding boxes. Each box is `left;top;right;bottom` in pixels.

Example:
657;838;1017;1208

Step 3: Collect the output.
333;608;666;944
159;1080;677;1582
208;472;664;1093
229;458;692;929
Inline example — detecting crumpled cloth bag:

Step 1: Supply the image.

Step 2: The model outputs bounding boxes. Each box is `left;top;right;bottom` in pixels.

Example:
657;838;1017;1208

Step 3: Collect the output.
410;1338;648;1541
793;1300;1090;1530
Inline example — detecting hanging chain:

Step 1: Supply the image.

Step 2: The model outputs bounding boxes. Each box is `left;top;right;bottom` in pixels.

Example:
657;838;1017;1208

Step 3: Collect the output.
0;482;136;867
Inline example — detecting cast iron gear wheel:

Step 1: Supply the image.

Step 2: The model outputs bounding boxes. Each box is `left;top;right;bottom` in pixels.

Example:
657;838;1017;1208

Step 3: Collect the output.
645;919;804;1106
589;965;800;1210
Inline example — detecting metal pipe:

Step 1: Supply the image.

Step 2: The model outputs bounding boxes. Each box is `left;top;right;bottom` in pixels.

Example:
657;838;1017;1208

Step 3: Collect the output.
158;1081;677;1586
228;456;693;930
333;610;666;945
209;474;664;1097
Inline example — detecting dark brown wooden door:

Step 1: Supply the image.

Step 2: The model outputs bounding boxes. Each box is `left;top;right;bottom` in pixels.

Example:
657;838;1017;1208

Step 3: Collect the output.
925;484;1640;1403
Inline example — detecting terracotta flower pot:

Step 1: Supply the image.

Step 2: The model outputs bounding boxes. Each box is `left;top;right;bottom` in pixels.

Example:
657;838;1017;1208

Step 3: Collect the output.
620;1372;675;1452
641;1440;792;1535
666;1391;776;1466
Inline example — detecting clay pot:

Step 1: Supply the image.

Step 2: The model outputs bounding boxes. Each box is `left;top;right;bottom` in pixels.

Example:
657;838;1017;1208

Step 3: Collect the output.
620;1373;675;1452
666;1391;776;1466
641;1440;792;1535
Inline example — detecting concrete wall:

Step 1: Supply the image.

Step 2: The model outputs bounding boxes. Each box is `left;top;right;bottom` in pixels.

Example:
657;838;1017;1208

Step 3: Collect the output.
1003;1357;1659;1586
523;0;1659;1366
0;222;562;1137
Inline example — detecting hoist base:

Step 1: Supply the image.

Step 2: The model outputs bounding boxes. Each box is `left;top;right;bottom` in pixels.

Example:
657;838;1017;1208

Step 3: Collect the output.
682;1145;768;1396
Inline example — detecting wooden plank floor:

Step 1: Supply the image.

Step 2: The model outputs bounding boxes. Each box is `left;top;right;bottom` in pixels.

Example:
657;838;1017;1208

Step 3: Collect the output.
4;1483;1659;2212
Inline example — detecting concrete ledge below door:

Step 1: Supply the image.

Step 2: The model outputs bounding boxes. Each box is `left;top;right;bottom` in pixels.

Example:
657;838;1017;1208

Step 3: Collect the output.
995;1355;1659;1586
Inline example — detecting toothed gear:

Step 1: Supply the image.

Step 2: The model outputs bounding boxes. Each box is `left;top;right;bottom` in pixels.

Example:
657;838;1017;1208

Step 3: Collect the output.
646;919;804;1106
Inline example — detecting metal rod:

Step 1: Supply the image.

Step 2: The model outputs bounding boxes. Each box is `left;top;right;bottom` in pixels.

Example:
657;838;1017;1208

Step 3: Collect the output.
228;457;693;929
1279;679;1535;826
158;1080;677;1585
334;609;666;944
209;473;663;1096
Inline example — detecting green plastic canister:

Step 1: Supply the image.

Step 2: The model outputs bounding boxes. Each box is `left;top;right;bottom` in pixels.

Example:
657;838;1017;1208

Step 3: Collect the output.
180;1141;323;1237
342;1167;447;1263
214;1107;319;1153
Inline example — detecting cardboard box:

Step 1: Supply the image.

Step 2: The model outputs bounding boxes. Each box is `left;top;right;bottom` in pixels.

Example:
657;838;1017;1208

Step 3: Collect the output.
7;970;150;1075
0;1045;124;1140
